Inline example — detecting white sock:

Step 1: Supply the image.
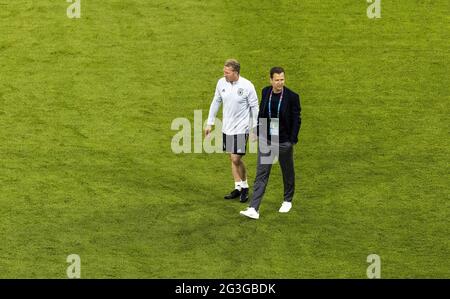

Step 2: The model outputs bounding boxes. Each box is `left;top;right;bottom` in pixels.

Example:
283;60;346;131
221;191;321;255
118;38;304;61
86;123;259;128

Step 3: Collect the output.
240;180;249;189
235;181;242;191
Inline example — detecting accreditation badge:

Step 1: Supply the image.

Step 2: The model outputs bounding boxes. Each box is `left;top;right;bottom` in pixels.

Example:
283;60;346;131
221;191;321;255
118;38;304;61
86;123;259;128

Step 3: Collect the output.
270;118;279;136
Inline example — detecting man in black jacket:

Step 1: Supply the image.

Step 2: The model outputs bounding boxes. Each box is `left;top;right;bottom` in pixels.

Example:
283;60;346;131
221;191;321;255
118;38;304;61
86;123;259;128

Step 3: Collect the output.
240;67;301;219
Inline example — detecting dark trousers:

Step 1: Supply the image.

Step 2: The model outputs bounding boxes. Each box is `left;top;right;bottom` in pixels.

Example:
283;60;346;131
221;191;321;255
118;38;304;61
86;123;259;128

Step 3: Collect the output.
249;141;295;211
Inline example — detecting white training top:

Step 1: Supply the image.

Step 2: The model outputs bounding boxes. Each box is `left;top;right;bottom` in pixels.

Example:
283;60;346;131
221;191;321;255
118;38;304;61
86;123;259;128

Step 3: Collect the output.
207;76;259;135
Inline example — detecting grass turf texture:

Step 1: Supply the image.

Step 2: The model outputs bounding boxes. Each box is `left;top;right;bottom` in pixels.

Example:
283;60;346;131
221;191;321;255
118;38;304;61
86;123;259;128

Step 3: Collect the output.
0;1;448;278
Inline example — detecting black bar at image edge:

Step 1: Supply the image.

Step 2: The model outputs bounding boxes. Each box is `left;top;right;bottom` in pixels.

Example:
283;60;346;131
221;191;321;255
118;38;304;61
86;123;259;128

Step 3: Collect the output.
0;279;447;296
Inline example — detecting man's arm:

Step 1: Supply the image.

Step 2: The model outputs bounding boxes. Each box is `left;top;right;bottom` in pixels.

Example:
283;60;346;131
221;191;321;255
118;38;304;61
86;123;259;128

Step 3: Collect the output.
205;83;222;136
248;84;259;136
256;87;267;138
290;93;301;144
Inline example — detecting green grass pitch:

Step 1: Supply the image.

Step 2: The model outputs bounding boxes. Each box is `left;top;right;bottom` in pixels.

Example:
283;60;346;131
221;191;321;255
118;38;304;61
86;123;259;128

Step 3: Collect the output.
0;0;448;278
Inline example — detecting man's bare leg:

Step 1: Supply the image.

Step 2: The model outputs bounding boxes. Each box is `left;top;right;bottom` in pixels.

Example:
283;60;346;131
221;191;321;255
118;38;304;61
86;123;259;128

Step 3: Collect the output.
224;154;244;199
230;154;249;202
238;159;247;182
231;154;243;183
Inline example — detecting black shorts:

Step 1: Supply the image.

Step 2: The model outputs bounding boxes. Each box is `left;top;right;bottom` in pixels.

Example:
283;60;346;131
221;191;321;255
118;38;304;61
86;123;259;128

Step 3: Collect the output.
223;133;249;155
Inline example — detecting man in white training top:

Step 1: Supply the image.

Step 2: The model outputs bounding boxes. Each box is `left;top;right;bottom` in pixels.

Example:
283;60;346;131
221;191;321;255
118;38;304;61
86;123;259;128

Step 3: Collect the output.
205;59;259;203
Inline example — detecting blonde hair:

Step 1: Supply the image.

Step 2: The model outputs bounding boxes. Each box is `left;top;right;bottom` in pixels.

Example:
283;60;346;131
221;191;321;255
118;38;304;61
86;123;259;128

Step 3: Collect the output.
224;59;240;74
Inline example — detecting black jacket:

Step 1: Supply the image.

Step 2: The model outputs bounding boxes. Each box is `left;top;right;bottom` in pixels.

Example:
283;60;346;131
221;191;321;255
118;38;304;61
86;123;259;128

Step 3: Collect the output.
257;86;301;144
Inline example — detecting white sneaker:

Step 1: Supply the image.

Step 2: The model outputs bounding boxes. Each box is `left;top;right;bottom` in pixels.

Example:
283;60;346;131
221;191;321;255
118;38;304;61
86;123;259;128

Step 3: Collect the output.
240;207;260;219
279;201;292;213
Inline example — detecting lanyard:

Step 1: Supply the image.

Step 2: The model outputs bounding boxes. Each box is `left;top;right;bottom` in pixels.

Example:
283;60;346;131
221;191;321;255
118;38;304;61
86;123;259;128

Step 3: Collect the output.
268;88;284;119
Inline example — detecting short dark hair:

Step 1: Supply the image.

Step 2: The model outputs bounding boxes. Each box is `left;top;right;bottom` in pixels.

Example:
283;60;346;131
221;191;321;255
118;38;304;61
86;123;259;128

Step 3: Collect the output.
270;67;285;78
224;59;240;74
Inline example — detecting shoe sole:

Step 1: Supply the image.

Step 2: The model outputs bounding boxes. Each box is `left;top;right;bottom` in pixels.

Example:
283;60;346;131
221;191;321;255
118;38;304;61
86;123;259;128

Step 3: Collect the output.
239;197;249;203
224;194;241;200
239;212;259;220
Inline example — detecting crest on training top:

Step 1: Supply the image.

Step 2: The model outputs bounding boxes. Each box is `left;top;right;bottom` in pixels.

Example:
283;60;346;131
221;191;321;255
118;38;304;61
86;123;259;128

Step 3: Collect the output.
237;88;244;96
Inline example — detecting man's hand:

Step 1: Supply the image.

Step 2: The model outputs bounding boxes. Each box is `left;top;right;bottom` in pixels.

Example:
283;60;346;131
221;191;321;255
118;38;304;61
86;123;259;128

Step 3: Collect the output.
204;125;212;137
